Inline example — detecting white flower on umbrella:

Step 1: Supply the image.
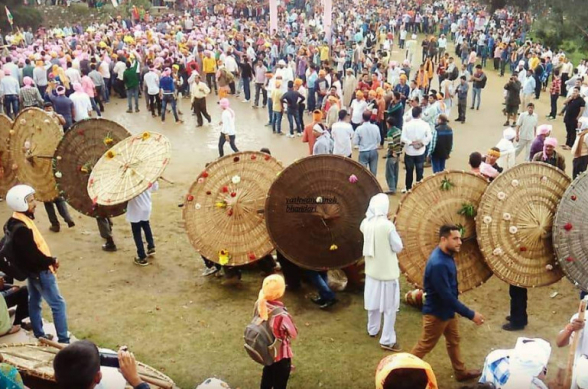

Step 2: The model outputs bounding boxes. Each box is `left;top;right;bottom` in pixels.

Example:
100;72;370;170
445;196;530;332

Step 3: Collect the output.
493;248;503;256
195;203;201;210
545;264;553;271
503;213;511;221
316;196;323;203
511;179;519;187
541;176;548;183
231;175;241;184
483;216;492;224
55;171;62;178
19;119;26;125
509;226;518;234
497;192;506;200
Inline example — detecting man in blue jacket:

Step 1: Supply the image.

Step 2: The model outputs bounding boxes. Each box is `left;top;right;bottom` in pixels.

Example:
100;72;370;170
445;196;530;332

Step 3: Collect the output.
411;224;485;382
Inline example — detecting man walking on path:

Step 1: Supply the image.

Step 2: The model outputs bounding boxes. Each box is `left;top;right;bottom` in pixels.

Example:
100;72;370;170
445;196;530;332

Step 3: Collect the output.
470;65;486;110
411;224;485;383
515;103;538;161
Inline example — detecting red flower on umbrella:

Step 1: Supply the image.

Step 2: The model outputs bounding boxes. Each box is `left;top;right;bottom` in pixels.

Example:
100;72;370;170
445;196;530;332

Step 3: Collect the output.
564;223;573;231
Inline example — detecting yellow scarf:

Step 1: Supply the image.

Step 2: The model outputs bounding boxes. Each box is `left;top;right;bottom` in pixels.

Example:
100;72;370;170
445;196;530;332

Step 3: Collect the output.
12;212;52;257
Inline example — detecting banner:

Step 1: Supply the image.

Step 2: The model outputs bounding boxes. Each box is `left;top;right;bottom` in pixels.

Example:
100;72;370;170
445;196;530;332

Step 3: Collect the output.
5;6;13;26
269;0;278;35
323;0;332;43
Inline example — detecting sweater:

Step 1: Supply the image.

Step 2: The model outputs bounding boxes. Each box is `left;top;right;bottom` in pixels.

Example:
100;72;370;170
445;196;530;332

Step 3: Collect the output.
360;219;402;281
422;247;475;321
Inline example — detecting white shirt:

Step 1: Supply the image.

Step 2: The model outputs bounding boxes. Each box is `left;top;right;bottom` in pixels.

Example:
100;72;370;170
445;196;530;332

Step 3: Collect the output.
113;61;126;81
516;112;538;140
438;37;447;48
126;181;159;223
99;61;111;79
400;118;431;156
221;109;236;136
350;99;368;124
144;71;160;95
331;121;354;156
70;92;92;122
224;56;239;73
65;68;82;85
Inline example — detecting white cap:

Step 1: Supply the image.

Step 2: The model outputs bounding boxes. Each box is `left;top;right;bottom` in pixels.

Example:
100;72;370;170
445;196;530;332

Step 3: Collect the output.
503;127;516;141
278;59;286;66
6;185;35;213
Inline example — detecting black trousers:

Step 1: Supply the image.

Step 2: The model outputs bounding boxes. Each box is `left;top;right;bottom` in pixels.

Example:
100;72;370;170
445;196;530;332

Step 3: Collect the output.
44;198;73;226
2;285;29;326
261;358;291;389
561;73;569;97
206;73;218;93
276;251;302;290
148;94;161;116
254;83;267;107
193;97;211;126
96;217;114;240
509;285;528;327
549;94;558;118
565;119;578;148
218;134;239;157
534;75;542;99
457;99;466;121
573;155;588;179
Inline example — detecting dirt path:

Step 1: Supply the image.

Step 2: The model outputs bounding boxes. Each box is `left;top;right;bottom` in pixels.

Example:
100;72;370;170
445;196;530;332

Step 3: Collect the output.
0;37;580;388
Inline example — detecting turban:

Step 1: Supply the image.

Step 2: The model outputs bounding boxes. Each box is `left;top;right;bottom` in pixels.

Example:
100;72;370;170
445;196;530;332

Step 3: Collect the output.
219;98;230;109
23;77;33;87
56;86;66;95
294;78;303;87
543;137;558;160
312;110;323;122
537;124;552;136
355;91;364;99
503;127;516;141
72;82;83;93
487;148;501;158
256;275;285;321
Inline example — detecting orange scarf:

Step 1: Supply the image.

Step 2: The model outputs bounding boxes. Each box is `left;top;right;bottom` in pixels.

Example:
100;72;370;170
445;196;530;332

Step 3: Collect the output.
12;212;55;273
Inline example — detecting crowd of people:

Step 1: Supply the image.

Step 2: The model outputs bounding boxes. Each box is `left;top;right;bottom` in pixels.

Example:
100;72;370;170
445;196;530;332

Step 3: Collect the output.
1;0;588;387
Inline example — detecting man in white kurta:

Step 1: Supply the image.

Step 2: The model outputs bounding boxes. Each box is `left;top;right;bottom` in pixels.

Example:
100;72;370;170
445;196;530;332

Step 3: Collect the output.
496;127;517;170
556;299;588;389
360;193;403;351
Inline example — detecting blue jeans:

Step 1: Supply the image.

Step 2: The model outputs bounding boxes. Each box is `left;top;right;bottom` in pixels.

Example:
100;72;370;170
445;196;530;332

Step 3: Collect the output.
267;98;273;124
359;149;378;176
307;86;316;111
90;97;102;117
405;154;425;189
126;87;139;111
131;220;154;259
161;94;179;122
242;77;251;100
431;156;446;173
272;111;283;133
307;271;335;301
385;156;399;192
103;78;111;102
3;95;19;119
286;109;302;134
472;87;482;109
28;271;69;343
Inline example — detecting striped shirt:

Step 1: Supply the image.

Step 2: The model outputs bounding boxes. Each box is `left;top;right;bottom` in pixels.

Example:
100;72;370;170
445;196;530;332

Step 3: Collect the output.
386;126;403;157
550;77;561;96
19;87;44;108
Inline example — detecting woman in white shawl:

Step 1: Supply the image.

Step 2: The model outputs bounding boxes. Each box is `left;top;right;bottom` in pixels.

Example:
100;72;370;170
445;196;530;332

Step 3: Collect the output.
387;61;401;87
360;193;403;352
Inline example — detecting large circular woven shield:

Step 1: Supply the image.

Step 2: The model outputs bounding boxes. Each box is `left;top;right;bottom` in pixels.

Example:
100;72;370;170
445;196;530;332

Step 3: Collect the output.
10;108;62;202
183;151;283;266
477;162;570;288
0;114;17;198
88;132;171;206
265;155;382;270
395;171;492;293
54;119;130;218
553;171;588;292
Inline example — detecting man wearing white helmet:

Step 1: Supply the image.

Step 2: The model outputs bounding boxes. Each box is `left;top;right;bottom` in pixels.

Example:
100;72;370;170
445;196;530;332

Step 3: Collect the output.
4;185;70;344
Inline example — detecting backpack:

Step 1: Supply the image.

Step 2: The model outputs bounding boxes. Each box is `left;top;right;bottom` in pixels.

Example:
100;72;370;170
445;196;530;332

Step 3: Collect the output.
478;73;487;89
243;306;287;366
0;223;28;282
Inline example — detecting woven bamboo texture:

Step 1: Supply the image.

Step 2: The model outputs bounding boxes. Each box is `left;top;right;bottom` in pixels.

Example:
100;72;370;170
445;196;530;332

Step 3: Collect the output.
0;342;176;389
87;132;171;206
394;171;492;293
9;108;62;202
477;162;570;287
0;114;18;197
553;171;588;292
183;151;283;266
265;155;382;270
54;119;130;217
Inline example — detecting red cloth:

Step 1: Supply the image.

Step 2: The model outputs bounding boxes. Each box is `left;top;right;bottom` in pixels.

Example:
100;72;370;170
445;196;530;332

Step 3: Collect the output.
267;301;297;362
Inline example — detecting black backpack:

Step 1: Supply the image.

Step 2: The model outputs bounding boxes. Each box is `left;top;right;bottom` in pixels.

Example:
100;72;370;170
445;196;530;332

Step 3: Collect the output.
0;223;28;282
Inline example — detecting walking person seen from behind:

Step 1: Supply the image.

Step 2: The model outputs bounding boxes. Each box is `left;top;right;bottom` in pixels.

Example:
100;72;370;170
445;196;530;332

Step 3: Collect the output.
127;181;158;266
218;98;239;157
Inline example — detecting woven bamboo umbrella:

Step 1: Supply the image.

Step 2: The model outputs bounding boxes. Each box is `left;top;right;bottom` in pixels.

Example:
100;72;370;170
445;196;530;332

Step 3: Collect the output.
9;108;62;202
87;132;171;206
54;119;131;218
265;155;382;271
0;114;18;198
477;162;570;288
183;151;283;266
394;171;492;293
553;171;588;292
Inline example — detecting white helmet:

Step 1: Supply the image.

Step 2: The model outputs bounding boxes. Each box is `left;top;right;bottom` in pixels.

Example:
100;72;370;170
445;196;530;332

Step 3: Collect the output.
6;185;36;213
